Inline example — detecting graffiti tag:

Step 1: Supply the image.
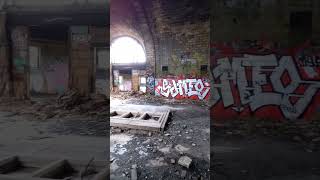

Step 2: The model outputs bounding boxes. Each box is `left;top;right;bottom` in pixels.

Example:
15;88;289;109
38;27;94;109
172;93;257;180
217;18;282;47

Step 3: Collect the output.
211;54;320;119
155;78;210;100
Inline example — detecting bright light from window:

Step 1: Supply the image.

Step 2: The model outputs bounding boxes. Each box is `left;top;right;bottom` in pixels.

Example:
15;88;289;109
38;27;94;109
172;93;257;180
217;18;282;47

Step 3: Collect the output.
111;37;146;64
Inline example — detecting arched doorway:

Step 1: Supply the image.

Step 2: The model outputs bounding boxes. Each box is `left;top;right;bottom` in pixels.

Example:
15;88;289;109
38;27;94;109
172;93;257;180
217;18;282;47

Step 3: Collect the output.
111;36;147;92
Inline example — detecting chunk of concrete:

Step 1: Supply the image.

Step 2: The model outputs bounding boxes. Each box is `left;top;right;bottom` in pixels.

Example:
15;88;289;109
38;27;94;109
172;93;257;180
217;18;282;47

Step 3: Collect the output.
178;156;192;168
175;144;190;153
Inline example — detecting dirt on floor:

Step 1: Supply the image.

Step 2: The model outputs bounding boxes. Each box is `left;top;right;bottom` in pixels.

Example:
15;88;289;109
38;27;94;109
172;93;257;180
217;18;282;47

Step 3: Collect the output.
110;94;210;180
0;95;108;179
212;118;320;180
0;90;109;122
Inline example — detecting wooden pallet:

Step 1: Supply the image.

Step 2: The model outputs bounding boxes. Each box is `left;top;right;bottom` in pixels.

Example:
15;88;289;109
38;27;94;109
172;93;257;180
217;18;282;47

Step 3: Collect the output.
110;110;170;132
0;155;108;180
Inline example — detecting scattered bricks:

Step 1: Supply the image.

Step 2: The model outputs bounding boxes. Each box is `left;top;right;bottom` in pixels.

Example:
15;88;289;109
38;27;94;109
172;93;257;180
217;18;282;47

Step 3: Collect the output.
178;156;192;168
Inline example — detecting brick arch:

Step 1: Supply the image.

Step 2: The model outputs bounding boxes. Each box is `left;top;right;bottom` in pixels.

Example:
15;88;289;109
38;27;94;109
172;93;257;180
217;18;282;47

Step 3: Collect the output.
110;25;145;53
111;35;145;51
110;0;156;93
110;35;147;63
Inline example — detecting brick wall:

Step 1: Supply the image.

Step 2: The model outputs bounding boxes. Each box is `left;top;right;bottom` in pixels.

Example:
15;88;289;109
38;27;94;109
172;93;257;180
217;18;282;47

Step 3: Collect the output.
145;0;209;78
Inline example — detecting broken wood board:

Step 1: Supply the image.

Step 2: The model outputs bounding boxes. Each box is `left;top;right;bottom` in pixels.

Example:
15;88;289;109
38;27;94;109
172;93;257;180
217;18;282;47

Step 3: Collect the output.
110;110;170;132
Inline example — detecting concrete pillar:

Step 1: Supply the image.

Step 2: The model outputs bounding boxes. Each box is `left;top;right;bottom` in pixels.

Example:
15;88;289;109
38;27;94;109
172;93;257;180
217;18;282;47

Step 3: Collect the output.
69;26;92;95
0;12;10;97
11;26;29;99
132;70;139;92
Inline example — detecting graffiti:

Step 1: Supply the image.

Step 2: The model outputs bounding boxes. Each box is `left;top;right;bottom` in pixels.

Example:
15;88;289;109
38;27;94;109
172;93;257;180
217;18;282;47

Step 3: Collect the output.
180;54;196;64
146;76;155;92
30;55;68;94
13;58;25;72
155;78;210;100
211;42;320;120
297;54;320;67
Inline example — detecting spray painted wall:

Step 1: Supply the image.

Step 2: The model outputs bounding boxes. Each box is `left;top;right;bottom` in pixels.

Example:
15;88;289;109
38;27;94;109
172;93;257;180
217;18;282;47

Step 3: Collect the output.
29;43;68;95
210;41;320;120
155;76;210;100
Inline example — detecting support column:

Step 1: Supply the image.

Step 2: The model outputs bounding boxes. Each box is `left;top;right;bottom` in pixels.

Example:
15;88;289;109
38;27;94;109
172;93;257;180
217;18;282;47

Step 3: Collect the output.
69;26;92;95
0;12;10;97
11;26;29;99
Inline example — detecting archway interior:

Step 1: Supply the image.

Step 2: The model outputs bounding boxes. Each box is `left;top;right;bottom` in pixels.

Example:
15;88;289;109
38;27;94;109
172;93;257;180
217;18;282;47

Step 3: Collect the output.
111;36;146;64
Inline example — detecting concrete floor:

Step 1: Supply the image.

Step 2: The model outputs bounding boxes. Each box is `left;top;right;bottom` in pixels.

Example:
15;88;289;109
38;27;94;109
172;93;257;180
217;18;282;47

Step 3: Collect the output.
212;130;320;180
110;96;210;179
0;111;107;163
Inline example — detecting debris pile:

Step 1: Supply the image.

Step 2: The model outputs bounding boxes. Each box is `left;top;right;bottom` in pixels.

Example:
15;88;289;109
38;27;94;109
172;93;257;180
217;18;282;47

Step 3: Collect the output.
57;90;109;112
0;90;110;120
111;91;209;106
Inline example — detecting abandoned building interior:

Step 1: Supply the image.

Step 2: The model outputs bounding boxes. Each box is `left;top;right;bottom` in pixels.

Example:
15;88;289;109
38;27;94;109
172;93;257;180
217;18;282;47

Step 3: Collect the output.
0;0;110;180
211;0;320;180
0;0;319;180
109;0;210;179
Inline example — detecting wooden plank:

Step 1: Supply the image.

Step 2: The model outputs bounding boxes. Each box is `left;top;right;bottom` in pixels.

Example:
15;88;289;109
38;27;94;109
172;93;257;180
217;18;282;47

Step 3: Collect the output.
0;156;21;174
32;159;69;178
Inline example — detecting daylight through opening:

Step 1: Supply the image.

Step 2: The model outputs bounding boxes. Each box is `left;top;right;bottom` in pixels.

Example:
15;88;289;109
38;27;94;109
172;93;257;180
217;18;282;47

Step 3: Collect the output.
111;36;146;64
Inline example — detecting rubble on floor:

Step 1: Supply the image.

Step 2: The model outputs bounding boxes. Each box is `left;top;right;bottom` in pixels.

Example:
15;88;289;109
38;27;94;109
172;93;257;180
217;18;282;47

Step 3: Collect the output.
110;102;210;179
0;90;110;120
111;92;209;107
178;156;192;168
213;118;320;152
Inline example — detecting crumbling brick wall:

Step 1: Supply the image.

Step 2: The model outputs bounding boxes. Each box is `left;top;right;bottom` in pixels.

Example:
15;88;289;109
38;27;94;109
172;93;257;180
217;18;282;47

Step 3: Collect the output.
110;0;156;94
146;0;209;78
143;0;210;99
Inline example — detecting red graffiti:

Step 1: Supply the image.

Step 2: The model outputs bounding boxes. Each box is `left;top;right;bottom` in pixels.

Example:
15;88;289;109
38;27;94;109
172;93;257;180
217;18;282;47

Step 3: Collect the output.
210;41;320;121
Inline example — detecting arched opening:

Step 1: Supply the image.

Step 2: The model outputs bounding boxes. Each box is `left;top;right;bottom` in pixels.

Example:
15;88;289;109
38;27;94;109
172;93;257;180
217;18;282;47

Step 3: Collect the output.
110;36;147;92
111;36;146;64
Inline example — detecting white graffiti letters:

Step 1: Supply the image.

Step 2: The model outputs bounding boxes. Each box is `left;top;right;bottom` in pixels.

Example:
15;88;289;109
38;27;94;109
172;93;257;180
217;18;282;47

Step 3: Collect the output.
156;79;210;100
212;54;320;119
